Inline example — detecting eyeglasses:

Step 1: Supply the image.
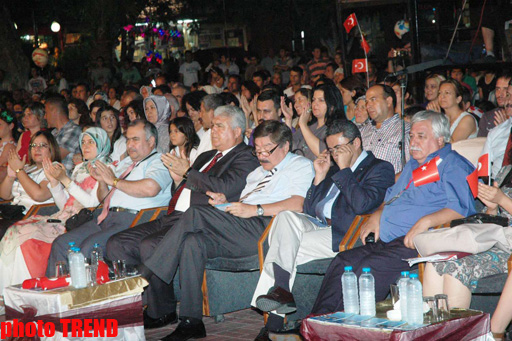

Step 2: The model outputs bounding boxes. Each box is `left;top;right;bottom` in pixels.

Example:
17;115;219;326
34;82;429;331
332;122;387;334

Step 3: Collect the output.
252;144;279;157
327;138;356;154
29;143;49;149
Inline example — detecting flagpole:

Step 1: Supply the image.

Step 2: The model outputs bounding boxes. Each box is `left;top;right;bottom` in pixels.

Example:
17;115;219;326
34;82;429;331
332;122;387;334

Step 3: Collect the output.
355;14;369;88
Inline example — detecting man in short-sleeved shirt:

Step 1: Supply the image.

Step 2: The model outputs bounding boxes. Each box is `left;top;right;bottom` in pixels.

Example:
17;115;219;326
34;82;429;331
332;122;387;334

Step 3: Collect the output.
46;120;172;276
45;95;81;174
360;84;410;173
143;121;314;340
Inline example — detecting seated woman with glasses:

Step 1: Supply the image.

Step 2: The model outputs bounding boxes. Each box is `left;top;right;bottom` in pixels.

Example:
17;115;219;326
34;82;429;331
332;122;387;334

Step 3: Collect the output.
0;131;60;239
290;83;346;161
0;127;110;292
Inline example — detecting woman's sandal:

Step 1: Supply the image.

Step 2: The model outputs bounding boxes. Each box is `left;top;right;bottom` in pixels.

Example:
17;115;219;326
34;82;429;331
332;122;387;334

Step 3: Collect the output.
492;332;505;341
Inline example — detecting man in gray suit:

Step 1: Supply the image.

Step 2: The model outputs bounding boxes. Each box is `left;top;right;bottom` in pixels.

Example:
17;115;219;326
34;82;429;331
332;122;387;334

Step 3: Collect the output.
106;105;259;329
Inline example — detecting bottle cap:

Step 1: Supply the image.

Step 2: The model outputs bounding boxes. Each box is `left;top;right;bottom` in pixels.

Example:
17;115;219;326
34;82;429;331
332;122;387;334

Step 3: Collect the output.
75;247;81;252
344;266;353;271
362;267;371;273
409;273;418;278
93;243;100;247
68;242;75;246
401;271;410;277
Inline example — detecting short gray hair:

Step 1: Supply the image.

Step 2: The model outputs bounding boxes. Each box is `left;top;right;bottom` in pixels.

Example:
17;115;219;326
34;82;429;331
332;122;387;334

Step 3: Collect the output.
411;110;450;143
213;105;246;135
202;94;224;111
128;119;158;143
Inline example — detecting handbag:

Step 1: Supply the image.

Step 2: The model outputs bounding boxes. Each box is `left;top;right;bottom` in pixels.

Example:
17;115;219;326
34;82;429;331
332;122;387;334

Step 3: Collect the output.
65;208;94;231
450;213;508;227
413;223;510;257
0;204;25;220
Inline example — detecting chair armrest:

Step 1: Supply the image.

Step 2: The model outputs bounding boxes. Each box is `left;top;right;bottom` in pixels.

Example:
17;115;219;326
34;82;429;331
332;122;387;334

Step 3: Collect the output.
258;216;275;273
23;203;57;219
508;253;512;273
129;206;168;227
0;199;13;205
340;214;371;252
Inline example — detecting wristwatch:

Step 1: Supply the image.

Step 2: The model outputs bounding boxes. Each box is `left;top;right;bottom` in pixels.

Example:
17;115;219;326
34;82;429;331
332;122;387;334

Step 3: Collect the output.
257;204;264;216
183;167;192;179
113;177;120;188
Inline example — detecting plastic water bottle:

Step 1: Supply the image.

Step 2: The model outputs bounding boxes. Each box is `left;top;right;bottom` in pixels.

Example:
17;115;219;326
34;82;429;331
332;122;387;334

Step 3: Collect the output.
68;247;88;289
359;267;376;316
67;242;76;256
397;271;409;321
341;266;359;314
90;243;103;286
406;273;423;325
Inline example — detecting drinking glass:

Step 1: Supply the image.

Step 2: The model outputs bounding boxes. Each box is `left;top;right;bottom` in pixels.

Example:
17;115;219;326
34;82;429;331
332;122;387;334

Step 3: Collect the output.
390;284;400;306
113;260;126;279
435;294;450;321
55;261;69;278
423;296;437;323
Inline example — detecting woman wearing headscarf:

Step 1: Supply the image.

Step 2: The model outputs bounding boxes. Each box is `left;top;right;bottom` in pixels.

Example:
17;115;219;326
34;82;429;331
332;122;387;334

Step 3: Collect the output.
0;127;110;291
144;95;171;153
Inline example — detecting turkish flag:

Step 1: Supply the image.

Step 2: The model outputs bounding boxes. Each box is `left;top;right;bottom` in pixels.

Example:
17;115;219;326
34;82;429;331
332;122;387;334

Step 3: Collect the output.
466;169;478;198
477;153;489;177
361;36;370;54
344;13;357;33
352;59;368;74
412;156;440;187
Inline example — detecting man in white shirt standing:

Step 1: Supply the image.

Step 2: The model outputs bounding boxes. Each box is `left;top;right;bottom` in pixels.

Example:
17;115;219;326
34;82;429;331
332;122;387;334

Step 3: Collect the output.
179;51;202;87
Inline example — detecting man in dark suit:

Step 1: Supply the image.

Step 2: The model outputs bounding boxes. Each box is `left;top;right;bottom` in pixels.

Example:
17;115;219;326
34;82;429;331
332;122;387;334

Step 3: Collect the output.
252;120;395;339
106;105;259;329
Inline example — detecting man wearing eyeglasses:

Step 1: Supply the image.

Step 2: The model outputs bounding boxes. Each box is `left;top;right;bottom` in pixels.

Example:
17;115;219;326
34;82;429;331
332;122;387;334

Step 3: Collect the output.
251;120;395;339
141;120;314;340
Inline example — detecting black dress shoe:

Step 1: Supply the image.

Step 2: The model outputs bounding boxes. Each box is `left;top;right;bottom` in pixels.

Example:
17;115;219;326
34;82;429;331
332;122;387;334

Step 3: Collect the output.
160;319;206;341
143;310;178;329
254;327;271;341
256;286;296;314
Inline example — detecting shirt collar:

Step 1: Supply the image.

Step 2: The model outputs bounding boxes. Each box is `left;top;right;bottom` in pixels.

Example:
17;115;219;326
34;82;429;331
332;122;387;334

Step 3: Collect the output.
409;143;452;169
216;145;236;158
351;150;368;172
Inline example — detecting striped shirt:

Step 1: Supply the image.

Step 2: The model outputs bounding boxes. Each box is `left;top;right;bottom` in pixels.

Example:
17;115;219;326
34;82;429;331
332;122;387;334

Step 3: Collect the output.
307;58;330;81
360;114;410;174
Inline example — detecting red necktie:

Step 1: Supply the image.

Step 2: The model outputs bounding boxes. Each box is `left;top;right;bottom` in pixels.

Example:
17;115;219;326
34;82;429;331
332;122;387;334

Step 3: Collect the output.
167;152;223;215
502;128;512;166
97;161;137;224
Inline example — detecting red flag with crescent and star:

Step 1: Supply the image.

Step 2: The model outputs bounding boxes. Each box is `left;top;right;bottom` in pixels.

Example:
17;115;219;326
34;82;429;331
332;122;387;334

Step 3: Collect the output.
352;59;368;74
344;13;357;33
466;153;490;198
412;156;441;187
477;153;489;177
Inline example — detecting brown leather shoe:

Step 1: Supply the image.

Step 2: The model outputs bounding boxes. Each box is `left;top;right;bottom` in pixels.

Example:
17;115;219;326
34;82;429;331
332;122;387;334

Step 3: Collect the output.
256;286;296;314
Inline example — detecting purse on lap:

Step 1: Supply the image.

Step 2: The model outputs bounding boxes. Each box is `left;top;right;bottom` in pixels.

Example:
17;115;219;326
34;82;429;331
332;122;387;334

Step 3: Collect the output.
413;223;511;257
65;208;94;231
449;213;508;227
0;204;25;220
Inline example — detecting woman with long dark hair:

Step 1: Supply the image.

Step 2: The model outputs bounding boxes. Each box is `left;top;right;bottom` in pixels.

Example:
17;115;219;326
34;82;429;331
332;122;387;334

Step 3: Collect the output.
95;106;126;163
292;83;346;161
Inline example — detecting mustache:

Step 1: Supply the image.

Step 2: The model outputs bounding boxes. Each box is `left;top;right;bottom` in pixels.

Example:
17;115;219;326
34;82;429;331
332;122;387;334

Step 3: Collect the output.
259;160;271;164
410;146;422;152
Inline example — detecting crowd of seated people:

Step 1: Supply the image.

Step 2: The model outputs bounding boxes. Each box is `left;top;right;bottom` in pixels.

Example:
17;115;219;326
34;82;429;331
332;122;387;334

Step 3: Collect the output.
1;47;512;341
